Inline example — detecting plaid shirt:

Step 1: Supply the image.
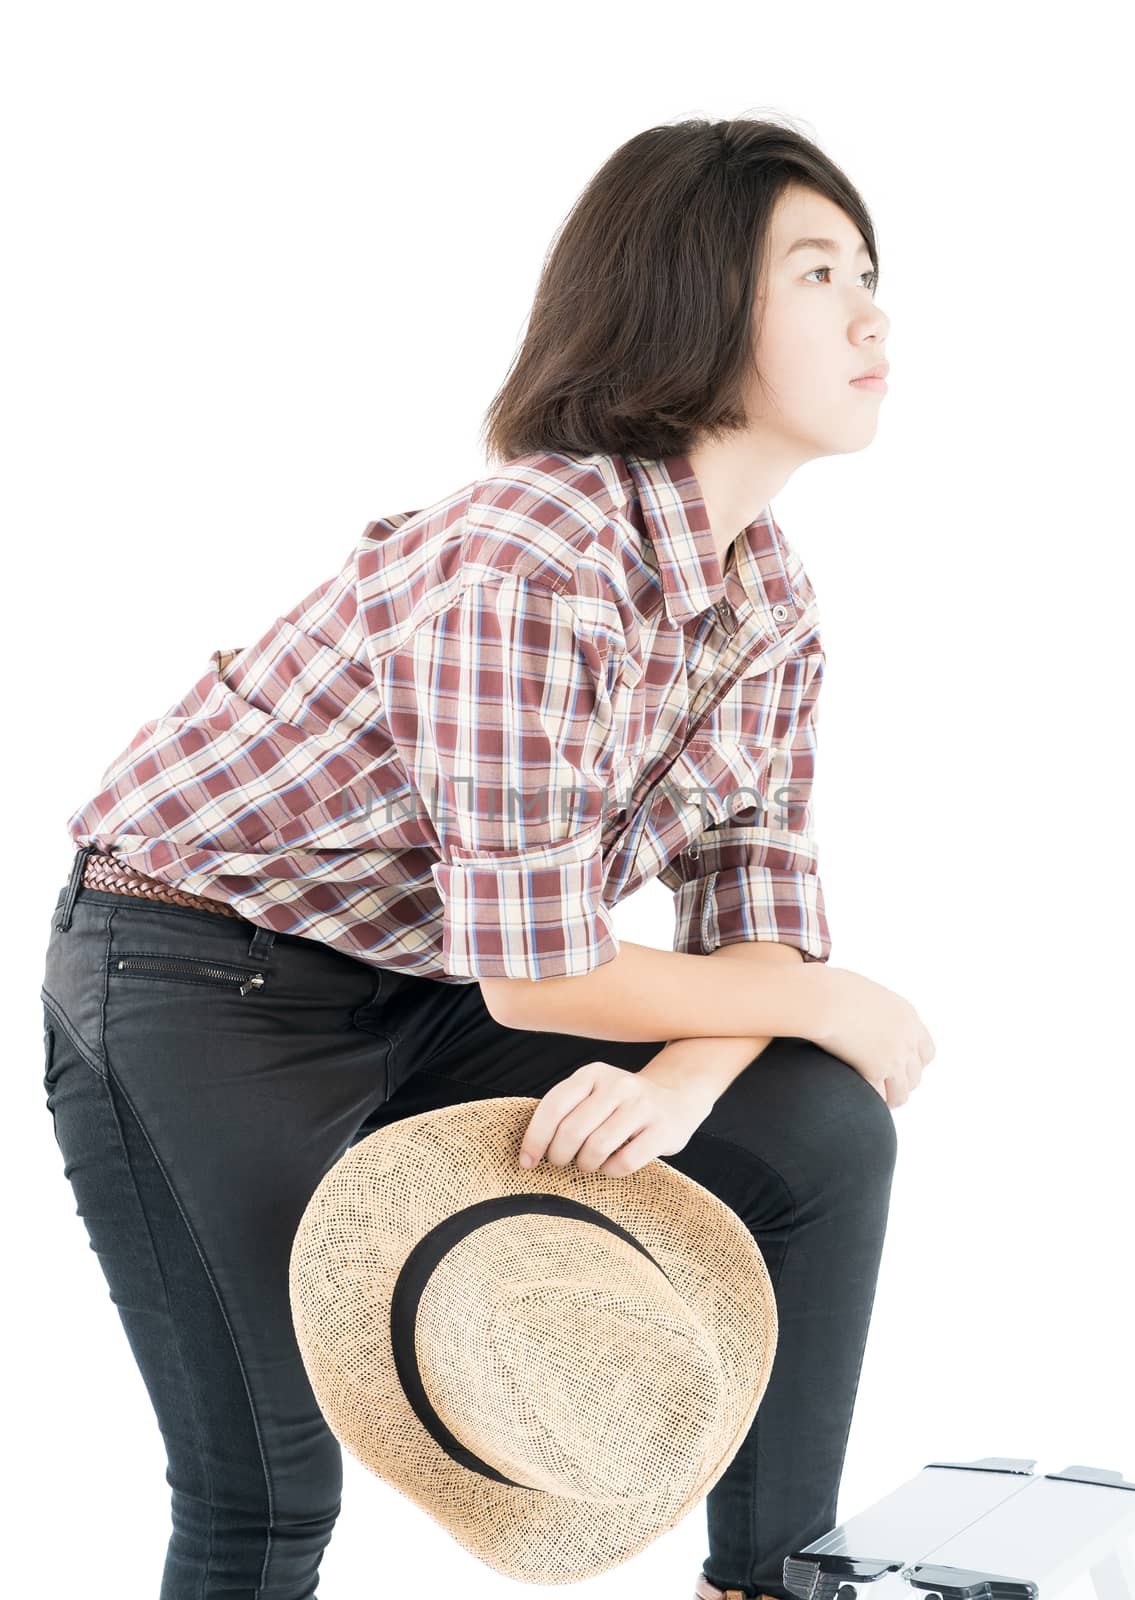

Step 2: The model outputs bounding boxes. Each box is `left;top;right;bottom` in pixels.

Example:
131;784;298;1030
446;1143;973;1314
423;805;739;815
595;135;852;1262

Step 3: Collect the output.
66;451;830;984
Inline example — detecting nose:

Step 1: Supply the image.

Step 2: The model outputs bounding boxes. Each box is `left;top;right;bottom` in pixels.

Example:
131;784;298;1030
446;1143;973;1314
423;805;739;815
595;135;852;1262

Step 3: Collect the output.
860;299;890;342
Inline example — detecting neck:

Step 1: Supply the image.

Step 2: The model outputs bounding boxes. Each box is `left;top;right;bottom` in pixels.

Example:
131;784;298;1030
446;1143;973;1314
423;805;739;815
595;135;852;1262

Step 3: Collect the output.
686;429;798;571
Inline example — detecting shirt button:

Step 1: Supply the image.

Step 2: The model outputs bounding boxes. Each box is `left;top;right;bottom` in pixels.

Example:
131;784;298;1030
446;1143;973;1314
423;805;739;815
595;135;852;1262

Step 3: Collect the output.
716;602;735;629
772;603;791;622
686;842;700;861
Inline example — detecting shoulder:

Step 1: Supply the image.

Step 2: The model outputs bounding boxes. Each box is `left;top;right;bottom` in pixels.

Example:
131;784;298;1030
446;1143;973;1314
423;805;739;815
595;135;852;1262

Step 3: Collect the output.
463;451;626;596
357;451;631;660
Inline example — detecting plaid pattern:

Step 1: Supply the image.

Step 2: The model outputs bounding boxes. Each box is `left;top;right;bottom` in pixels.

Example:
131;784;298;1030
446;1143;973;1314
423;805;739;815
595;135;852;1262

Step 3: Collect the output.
66;451;830;983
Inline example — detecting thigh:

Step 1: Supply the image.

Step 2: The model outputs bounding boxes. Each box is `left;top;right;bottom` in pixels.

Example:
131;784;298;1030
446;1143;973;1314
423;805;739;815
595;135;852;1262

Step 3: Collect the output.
40;891;398;1540
42;1009;325;1525
693;1033;899;1217
365;982;896;1238
694;1029;899;1254
356;974;668;1136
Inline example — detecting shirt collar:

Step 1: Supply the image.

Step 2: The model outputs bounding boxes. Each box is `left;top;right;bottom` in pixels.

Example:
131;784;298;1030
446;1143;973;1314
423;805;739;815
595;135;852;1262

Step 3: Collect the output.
622;451;799;629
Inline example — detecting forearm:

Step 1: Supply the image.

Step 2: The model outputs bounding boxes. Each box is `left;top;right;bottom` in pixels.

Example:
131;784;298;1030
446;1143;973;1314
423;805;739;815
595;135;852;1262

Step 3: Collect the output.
639;940;806;1101
497;937;821;1044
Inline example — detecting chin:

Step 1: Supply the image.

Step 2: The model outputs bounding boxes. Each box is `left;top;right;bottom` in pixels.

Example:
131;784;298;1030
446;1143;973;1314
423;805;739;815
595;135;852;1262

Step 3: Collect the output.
808;426;878;460
837;416;882;454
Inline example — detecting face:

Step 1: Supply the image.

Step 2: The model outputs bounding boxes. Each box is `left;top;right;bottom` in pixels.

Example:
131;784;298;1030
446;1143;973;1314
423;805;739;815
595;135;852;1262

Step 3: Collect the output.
746;182;890;461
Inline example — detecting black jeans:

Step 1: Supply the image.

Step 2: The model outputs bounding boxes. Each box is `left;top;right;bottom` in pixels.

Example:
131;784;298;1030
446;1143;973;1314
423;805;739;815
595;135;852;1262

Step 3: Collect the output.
40;859;897;1600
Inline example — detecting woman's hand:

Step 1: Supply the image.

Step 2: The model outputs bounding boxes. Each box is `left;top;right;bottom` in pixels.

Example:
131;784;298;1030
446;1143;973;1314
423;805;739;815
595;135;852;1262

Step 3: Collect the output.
809;965;936;1108
517;1060;716;1178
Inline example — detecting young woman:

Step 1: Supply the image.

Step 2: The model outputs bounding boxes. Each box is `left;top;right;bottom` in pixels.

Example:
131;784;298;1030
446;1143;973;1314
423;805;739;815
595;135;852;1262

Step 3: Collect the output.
40;115;934;1600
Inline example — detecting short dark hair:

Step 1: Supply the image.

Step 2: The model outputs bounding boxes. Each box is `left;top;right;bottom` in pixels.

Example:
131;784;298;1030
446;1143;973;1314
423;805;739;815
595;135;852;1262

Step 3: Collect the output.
479;113;879;466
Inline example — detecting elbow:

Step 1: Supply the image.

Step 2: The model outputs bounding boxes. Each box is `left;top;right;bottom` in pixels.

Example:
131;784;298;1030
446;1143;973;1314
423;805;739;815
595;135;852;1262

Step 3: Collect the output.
479;967;593;1032
479;946;618;1030
478;975;539;1029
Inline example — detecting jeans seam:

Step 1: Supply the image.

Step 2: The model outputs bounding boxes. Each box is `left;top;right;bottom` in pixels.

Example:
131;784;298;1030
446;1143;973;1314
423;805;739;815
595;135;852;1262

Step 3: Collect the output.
692;1139;797;1594
350;973;401;1099
102;1050;277;1596
97;1061;221;1594
749;1197;793;1593
40;987;107;1080
98;905;112;1065
821;1165;894;1546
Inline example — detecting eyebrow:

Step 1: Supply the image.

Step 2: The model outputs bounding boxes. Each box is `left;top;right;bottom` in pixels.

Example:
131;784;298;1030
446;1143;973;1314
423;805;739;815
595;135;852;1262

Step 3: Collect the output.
785;236;873;262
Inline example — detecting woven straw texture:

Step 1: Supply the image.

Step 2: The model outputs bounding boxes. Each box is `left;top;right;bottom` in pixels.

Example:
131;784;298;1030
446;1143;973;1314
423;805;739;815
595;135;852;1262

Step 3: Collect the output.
288;1096;778;1585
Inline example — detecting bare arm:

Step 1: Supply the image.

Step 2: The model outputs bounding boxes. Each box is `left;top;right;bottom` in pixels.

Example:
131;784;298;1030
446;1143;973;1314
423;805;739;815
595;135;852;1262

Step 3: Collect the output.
656;938;803;1044
481;937;824;1043
632;940;804;1100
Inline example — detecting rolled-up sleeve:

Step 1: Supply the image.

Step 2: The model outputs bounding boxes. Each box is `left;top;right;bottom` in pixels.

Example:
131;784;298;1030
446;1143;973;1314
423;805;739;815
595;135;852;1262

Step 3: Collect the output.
659;651;831;963
431;826;618;980
374;576;623;982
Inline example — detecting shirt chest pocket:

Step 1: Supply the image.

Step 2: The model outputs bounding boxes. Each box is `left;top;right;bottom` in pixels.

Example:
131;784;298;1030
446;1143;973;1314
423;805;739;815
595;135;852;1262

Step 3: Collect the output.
620;734;771;888
665;734;772;836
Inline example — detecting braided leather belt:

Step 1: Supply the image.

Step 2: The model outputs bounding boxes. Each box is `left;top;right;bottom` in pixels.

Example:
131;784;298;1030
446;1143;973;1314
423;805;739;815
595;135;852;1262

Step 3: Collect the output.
81;850;243;919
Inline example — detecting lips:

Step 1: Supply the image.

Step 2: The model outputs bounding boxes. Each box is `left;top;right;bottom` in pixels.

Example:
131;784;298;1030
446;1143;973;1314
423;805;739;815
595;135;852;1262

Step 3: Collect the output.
852;361;889;382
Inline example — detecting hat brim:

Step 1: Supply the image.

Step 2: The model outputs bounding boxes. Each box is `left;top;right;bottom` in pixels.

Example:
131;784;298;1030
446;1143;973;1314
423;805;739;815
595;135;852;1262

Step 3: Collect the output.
288;1095;777;1586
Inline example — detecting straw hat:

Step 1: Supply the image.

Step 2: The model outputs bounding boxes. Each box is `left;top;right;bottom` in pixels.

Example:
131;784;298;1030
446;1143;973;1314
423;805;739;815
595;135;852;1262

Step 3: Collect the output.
288;1095;778;1586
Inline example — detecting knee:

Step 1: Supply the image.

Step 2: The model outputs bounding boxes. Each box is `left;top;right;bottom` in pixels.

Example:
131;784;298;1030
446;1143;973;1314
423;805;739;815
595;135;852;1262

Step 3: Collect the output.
270;1432;344;1528
850;1064;899;1182
778;1038;898;1188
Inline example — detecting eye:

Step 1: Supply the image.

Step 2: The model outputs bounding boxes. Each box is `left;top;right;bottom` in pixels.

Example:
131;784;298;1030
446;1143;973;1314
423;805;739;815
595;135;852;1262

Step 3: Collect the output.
805;265;879;294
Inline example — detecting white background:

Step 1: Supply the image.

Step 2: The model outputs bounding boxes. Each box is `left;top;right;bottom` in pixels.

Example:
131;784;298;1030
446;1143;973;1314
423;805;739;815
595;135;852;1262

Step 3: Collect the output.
6;1;1132;1595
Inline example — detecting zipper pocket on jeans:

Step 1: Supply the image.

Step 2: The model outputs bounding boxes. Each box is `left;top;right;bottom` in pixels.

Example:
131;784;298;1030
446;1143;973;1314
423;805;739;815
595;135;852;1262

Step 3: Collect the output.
113;955;266;996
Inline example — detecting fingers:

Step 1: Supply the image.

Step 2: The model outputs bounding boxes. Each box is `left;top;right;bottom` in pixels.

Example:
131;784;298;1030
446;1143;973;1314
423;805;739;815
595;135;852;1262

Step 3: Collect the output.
543;1086;630;1169
594;1125;656;1177
879;1035;935;1108
574;1103;649;1174
518;1070;596;1167
518;1063;621;1169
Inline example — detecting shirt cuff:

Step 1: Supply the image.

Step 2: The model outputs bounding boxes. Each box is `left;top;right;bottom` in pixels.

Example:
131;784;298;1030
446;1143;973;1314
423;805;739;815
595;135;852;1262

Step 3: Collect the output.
430;827;620;982
672;865;831;963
